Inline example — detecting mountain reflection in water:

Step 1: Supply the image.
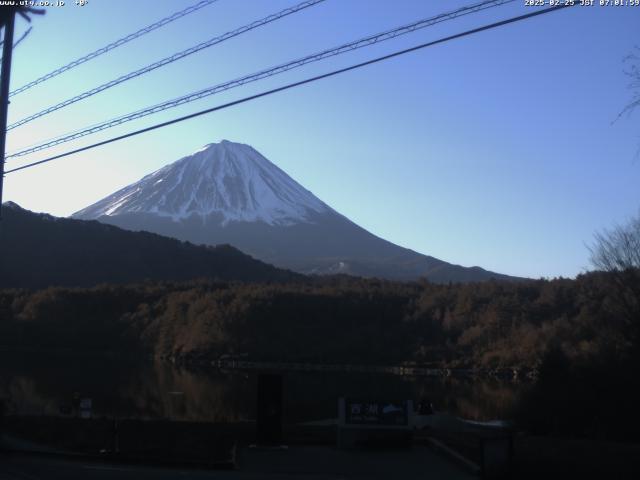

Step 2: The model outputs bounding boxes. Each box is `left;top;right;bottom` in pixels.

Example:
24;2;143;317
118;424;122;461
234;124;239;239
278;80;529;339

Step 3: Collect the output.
0;354;524;423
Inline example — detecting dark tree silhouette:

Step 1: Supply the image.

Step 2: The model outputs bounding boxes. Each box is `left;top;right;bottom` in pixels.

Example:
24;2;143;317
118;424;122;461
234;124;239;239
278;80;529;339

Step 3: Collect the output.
589;211;640;332
590;211;640;272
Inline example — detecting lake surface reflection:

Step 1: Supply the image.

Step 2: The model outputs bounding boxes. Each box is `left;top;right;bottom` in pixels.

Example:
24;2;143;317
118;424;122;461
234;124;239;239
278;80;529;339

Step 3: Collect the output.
0;354;525;423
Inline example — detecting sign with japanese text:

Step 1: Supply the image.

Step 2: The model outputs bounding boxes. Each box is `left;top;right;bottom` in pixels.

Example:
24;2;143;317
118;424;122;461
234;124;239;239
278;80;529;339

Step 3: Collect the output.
344;399;409;426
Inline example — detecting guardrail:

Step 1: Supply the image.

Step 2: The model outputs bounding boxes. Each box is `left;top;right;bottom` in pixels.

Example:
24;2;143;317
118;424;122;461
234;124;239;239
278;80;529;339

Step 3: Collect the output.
213;359;534;379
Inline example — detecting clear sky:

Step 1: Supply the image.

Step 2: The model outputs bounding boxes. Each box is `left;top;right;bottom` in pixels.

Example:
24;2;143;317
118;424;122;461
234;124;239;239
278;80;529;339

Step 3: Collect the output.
2;0;639;279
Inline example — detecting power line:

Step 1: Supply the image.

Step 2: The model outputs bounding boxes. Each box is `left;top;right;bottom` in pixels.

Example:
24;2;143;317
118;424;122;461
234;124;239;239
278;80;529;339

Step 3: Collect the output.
7;0;326;131
6;0;514;158
5;3;576;176
9;0;220;98
11;26;32;49
0;26;31;64
1;27;32;51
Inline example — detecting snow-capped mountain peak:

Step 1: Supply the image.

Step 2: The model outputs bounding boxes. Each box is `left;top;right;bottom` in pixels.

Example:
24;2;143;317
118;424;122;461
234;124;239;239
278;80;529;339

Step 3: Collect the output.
72;140;516;283
73;140;330;226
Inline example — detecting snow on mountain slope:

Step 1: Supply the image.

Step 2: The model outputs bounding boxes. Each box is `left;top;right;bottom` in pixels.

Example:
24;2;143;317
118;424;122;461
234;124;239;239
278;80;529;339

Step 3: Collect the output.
74;140;331;226
73;140;519;283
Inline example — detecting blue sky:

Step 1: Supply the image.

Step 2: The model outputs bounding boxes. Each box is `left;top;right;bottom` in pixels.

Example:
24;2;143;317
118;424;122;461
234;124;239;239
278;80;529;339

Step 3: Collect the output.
2;0;639;279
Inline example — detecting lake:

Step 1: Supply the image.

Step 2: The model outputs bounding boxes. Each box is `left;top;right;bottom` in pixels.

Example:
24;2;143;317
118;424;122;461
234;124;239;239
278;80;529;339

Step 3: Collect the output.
0;353;526;424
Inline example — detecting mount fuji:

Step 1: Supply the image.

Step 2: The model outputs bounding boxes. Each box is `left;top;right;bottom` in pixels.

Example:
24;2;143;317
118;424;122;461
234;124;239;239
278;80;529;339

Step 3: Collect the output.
73;140;514;282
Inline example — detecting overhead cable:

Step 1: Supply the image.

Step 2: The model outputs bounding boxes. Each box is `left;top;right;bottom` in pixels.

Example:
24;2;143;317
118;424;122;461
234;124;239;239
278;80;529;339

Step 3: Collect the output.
7;0;326;130
5;3;576;175
7;0;514;157
9;0;221;97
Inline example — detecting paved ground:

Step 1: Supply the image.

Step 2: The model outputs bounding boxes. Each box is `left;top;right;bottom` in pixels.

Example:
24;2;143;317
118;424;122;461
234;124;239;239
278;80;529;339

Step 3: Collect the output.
241;445;476;479
0;446;475;479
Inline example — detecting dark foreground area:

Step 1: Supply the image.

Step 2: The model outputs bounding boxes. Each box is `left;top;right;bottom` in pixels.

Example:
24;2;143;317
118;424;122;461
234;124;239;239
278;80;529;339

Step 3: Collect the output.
0;446;476;480
2;416;640;479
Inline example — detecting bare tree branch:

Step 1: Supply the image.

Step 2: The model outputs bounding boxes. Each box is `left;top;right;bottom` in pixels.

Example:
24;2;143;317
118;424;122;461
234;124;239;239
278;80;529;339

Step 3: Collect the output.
589;211;640;325
613;46;640;125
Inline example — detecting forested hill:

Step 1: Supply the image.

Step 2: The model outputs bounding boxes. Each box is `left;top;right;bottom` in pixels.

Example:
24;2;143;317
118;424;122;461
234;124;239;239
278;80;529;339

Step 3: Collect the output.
0;271;636;370
0;202;301;289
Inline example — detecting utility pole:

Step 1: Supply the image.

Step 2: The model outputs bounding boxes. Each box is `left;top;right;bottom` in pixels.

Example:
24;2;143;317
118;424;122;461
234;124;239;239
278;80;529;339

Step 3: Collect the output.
0;10;16;220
